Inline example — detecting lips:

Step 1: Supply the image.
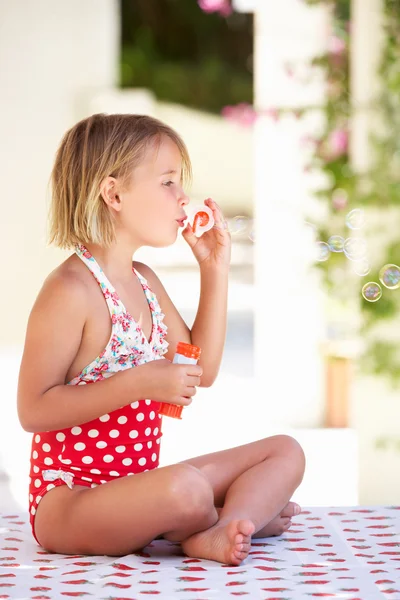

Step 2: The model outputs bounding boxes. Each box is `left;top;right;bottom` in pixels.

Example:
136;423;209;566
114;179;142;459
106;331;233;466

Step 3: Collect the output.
176;217;187;227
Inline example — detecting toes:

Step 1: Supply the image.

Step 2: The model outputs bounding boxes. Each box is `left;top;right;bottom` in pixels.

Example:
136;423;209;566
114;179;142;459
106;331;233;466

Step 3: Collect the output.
281;501;301;517
233;549;249;561
234;533;244;545
239;520;255;537
238;542;251;552
235;542;250;552
280;520;292;535
236;533;251;545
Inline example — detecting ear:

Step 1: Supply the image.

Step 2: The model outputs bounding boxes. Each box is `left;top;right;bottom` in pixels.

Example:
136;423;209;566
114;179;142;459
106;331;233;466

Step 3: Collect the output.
99;176;122;212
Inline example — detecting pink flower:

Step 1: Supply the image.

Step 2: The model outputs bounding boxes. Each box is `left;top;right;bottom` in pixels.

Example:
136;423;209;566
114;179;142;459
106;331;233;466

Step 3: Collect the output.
198;0;232;17
328;128;348;158
261;108;279;122
328;35;346;56
332;188;348;210
221;103;257;127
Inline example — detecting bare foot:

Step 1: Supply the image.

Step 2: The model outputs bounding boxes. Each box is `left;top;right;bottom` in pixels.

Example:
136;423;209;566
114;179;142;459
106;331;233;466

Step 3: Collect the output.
181;519;255;566
215;501;300;538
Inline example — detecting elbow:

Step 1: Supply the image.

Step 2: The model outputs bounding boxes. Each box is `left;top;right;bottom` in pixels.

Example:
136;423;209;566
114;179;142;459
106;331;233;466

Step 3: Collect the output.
17;399;40;433
19;419;34;433
18;412;37;433
198;359;221;388
200;374;217;388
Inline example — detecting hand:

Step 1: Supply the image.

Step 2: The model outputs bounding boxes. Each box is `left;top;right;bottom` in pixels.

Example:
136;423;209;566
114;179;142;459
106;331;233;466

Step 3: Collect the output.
137;359;203;406
182;198;231;269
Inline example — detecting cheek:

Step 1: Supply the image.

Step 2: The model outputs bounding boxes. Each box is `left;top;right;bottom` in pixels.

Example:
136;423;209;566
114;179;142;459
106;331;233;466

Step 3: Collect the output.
157;188;177;214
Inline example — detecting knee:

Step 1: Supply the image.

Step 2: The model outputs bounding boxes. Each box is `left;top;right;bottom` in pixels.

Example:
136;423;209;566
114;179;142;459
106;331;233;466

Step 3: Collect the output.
273;435;306;483
166;463;215;521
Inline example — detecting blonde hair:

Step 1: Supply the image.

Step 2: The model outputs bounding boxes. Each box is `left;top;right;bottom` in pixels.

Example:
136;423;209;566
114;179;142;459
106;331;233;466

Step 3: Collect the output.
48;113;192;249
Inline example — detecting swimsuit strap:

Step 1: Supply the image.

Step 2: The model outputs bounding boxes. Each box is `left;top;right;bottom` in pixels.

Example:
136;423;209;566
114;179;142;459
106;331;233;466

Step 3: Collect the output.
75;243;124;317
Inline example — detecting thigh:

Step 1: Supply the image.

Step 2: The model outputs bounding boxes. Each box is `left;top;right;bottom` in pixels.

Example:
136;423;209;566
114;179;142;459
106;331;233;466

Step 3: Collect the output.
180;435;301;506
34;462;213;556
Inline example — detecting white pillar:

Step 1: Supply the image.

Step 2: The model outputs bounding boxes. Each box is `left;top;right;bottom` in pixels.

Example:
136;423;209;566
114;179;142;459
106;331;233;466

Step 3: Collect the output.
234;0;330;426
350;0;384;171
0;0;119;345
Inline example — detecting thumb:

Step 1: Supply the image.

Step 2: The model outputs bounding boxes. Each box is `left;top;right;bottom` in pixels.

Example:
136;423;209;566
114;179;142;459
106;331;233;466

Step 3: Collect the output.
181;221;197;248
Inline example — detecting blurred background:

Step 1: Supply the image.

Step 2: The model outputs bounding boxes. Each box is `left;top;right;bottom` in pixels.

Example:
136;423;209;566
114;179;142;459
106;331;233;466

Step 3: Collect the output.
1;0;399;513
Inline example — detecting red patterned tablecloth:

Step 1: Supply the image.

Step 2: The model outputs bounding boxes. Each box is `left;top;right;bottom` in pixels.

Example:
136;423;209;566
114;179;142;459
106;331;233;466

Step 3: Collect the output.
1;506;399;600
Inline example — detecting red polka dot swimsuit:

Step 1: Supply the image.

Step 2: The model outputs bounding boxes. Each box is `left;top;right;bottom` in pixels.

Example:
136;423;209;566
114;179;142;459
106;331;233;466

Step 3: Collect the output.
28;244;168;544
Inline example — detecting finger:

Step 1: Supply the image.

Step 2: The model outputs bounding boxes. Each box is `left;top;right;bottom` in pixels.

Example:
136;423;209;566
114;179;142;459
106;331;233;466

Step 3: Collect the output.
186;376;201;387
206;197;225;222
187;365;203;377
206;198;228;231
205;198;222;225
184;386;197;397
179;396;192;406
181;221;198;247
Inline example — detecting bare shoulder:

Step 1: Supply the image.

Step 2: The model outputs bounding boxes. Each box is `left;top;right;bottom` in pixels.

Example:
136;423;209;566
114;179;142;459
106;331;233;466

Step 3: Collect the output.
18;256;94;429
36;256;89;309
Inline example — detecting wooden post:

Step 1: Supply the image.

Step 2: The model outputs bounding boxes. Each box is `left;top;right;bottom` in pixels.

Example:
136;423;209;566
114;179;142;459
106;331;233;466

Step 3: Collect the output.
325;357;351;427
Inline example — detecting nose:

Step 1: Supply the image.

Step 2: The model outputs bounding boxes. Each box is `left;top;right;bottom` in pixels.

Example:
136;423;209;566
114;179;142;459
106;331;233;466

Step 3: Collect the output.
178;188;190;206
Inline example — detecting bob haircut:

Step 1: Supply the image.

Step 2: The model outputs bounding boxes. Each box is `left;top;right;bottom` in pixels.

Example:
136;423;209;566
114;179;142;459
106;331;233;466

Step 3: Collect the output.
48;113;192;249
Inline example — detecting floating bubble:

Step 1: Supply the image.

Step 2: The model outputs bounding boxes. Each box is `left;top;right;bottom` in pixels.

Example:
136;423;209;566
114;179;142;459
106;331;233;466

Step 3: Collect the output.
362;282;382;302
344;237;367;261
346;208;366;230
353;259;371;277
328;235;344;252
315;241;330;262
248;226;255;242
379;264;400;290
229;215;250;235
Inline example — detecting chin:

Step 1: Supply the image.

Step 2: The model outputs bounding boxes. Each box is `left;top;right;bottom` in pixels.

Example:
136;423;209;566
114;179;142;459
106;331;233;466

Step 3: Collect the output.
148;232;178;248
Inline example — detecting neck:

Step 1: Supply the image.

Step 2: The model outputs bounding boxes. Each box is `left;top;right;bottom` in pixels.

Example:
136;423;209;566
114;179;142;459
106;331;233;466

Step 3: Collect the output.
85;232;143;283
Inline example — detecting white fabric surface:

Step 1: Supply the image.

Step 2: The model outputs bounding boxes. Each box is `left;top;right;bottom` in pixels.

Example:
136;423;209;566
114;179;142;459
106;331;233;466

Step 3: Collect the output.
0;506;399;599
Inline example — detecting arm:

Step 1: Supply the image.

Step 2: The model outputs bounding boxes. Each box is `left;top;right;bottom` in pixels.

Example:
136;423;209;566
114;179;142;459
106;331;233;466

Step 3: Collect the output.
190;264;229;386
17;271;150;433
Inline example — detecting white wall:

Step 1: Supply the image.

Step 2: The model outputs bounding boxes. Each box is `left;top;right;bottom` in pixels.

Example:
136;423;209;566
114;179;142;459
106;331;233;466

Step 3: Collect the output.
0;0;119;345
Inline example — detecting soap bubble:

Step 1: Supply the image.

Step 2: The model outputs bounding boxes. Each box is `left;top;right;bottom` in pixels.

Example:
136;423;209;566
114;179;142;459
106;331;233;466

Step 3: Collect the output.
362;282;382;302
315;241;330;262
328;235;344;252
344;237;367;261
379;264;400;290
248;226;255;242
346;208;365;230
229;215;250;235
352;259;371;277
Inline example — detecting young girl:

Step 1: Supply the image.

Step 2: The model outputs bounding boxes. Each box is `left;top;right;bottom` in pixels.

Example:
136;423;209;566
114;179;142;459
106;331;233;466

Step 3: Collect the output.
17;113;305;566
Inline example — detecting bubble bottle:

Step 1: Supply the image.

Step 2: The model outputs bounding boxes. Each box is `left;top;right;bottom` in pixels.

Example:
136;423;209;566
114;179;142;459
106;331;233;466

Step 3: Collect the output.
158;342;202;419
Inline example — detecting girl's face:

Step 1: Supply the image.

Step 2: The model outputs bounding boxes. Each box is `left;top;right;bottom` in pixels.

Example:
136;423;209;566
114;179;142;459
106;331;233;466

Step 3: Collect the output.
118;136;190;248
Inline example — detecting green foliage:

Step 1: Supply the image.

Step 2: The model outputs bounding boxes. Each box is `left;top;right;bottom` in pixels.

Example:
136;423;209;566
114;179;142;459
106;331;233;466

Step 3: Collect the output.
305;0;400;383
119;0;253;113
